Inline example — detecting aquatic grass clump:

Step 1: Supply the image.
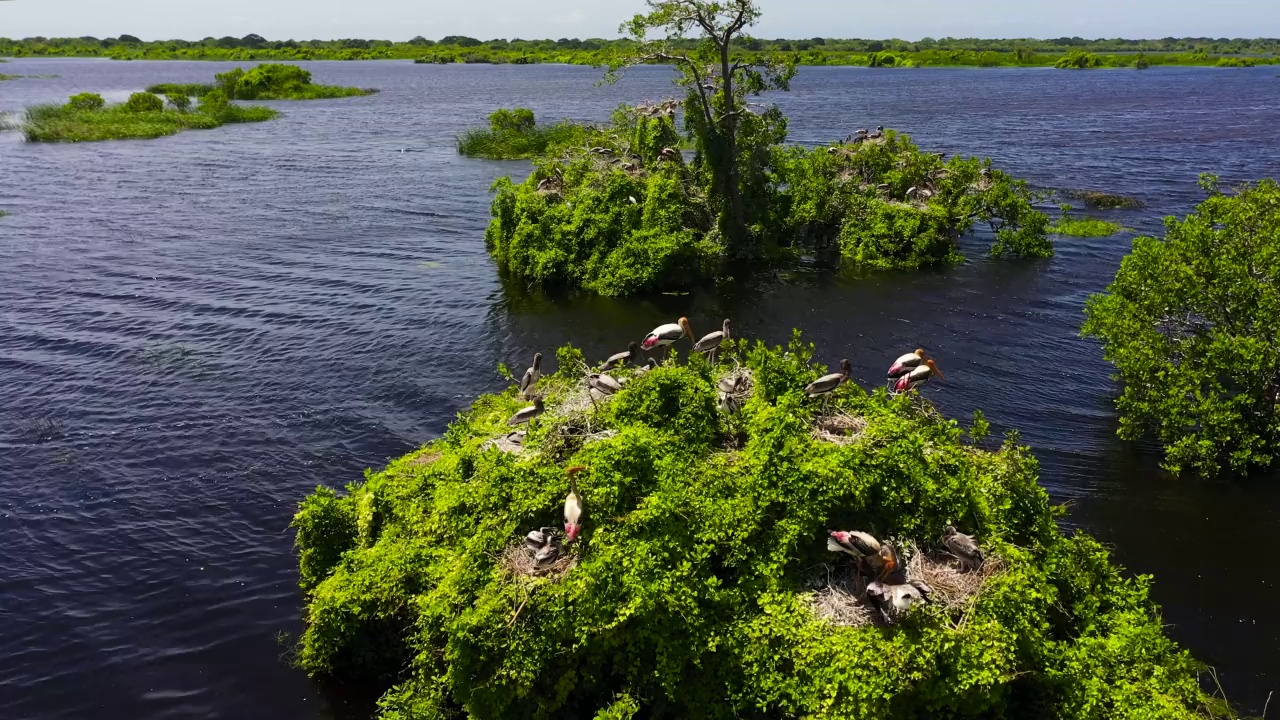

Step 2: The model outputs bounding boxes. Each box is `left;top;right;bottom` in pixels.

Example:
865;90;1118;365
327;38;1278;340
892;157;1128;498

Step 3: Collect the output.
145;82;214;97
1051;217;1124;236
457;108;595;160
1050;204;1124;236
20;90;278;142
293;335;1229;719
213;64;375;100
1066;189;1144;209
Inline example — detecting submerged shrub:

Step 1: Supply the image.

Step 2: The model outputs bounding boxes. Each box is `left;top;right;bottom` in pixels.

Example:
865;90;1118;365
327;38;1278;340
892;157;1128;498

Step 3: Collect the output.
293;337;1224;719
1055;51;1104;69
65;92;105;111
1083;176;1280;476
123;92;164;113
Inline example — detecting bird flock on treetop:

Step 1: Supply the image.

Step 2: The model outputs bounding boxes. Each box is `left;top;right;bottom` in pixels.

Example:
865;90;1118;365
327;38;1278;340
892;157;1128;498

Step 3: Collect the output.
508;315;976;624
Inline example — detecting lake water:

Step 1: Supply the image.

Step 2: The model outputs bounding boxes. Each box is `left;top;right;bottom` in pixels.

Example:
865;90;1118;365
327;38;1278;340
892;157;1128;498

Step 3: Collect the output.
2;58;1278;718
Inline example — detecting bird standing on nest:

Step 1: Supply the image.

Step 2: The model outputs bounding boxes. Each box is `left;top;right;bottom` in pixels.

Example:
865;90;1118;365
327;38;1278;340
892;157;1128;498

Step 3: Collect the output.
941;525;984;570
519;352;543;400
866;579;932;623
564;466;586;542
805;359;852;413
828;530;903;582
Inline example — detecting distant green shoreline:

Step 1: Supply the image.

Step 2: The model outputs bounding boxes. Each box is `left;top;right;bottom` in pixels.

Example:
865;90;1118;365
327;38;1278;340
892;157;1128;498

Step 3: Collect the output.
2;35;1276;68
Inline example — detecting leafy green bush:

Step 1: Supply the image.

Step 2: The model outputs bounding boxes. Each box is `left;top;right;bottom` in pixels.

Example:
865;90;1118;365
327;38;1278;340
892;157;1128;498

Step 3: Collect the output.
123;91;164;113
1083;176;1280;476
1050;206;1123;237
65;92;105;110
457;108;594;160
146;82;214;97
167;93;192;113
1055;51;1105;69
293;336;1226;719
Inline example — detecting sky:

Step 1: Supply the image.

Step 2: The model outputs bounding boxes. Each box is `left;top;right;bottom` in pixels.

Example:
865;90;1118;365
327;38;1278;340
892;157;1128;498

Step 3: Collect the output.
1;0;1278;42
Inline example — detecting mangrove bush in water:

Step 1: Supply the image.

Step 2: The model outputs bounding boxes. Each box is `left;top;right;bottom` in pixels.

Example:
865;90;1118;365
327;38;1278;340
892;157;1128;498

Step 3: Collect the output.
484;0;1050;296
20;90;278;142
293;336;1228;719
1049;205;1124;237
146;64;374;100
456;108;594;160
1084;177;1280;477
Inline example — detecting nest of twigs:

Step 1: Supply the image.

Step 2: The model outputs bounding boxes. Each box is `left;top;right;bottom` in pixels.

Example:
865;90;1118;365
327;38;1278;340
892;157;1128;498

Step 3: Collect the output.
482;431;529;455
716;366;754;410
905;545;1006;612
805;562;877;627
408;450;441;466
812;411;868;445
500;541;578;580
805;545;1004;628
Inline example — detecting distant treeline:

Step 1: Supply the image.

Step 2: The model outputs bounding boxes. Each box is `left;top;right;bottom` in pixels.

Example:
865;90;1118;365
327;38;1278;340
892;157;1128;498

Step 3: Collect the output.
2;34;1277;66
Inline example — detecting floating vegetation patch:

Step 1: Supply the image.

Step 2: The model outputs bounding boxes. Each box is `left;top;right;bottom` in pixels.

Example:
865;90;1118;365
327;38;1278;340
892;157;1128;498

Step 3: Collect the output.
1050;217;1124;236
149;64;375;101
21;91;277;143
1064;189;1145;209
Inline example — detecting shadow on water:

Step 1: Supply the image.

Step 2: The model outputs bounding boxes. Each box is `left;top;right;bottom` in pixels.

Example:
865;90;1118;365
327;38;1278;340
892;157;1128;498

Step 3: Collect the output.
1;59;1278;717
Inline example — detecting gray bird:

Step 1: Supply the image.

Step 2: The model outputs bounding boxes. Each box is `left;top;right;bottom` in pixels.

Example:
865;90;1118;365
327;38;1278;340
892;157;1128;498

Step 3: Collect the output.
508;397;545;426
519;352;543;400
805;358;852;412
941;525;984;570
600;342;641;372
866;579;932;622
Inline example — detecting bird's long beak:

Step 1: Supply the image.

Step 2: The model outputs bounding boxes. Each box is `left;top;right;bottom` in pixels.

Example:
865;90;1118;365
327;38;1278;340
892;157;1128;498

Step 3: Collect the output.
934;366;946;382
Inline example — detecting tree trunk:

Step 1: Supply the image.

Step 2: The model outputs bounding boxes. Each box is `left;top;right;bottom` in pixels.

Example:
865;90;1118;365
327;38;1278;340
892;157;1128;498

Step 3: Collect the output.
718;39;752;259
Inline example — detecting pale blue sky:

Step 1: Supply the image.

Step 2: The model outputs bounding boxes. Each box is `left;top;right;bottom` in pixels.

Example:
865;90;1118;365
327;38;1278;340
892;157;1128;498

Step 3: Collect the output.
1;0;1277;41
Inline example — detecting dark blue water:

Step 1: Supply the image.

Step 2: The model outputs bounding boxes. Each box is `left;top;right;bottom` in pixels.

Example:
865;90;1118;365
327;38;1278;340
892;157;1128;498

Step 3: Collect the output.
2;59;1278;718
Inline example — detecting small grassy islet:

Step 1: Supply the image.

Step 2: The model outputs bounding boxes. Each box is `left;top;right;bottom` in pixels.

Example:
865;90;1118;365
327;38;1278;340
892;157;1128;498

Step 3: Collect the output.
21;90;277;143
456;108;594;160
145;63;376;101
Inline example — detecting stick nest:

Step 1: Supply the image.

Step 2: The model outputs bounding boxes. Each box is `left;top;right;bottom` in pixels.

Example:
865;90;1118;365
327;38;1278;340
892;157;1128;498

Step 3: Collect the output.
805;544;1004;628
500;541;578;580
812;411;868;445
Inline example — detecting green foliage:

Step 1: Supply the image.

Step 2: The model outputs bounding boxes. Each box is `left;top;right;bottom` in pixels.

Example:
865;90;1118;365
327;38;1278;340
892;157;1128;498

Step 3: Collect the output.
1067;190;1145;210
167;93;192;113
199;64;374;100
123;92;164;113
1055;51;1105;69
456;108;594;160
1215;57;1256;67
21;90;278;142
146;82;214;97
1050;217;1124;237
1083;178;1280;476
293;338;1224;719
65;92;105;111
3;34;1276;67
778;131;1052;267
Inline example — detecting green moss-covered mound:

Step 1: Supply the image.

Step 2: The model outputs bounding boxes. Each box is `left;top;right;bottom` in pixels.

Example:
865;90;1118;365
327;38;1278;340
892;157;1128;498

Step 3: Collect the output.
20;91;278;142
146;63;375;101
457;108;595;160
293;336;1225;719
485;106;1050;296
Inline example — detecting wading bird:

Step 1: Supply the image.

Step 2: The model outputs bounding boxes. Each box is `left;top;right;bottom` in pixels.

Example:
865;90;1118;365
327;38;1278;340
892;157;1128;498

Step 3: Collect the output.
564;466;585;542
641;316;693;359
507;397;545;426
941;525;984;570
805;358;852;412
887;349;926;380
519;352;542;400
868;125;885;139
600;342;641;372
525;526;558;552
694;319;731;362
587;372;623;405
892;359;944;394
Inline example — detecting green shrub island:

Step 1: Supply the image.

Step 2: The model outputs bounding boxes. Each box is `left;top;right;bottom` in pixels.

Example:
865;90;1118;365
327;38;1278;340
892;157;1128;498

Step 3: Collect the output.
1084;176;1280;477
457;108;594;160
20;90;278;142
292;334;1230;719
482;1;1050;296
146;63;375;100
1049;205;1124;237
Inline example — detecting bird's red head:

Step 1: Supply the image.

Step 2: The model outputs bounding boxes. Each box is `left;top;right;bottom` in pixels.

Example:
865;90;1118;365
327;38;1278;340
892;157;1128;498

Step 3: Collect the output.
679;316;692;338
